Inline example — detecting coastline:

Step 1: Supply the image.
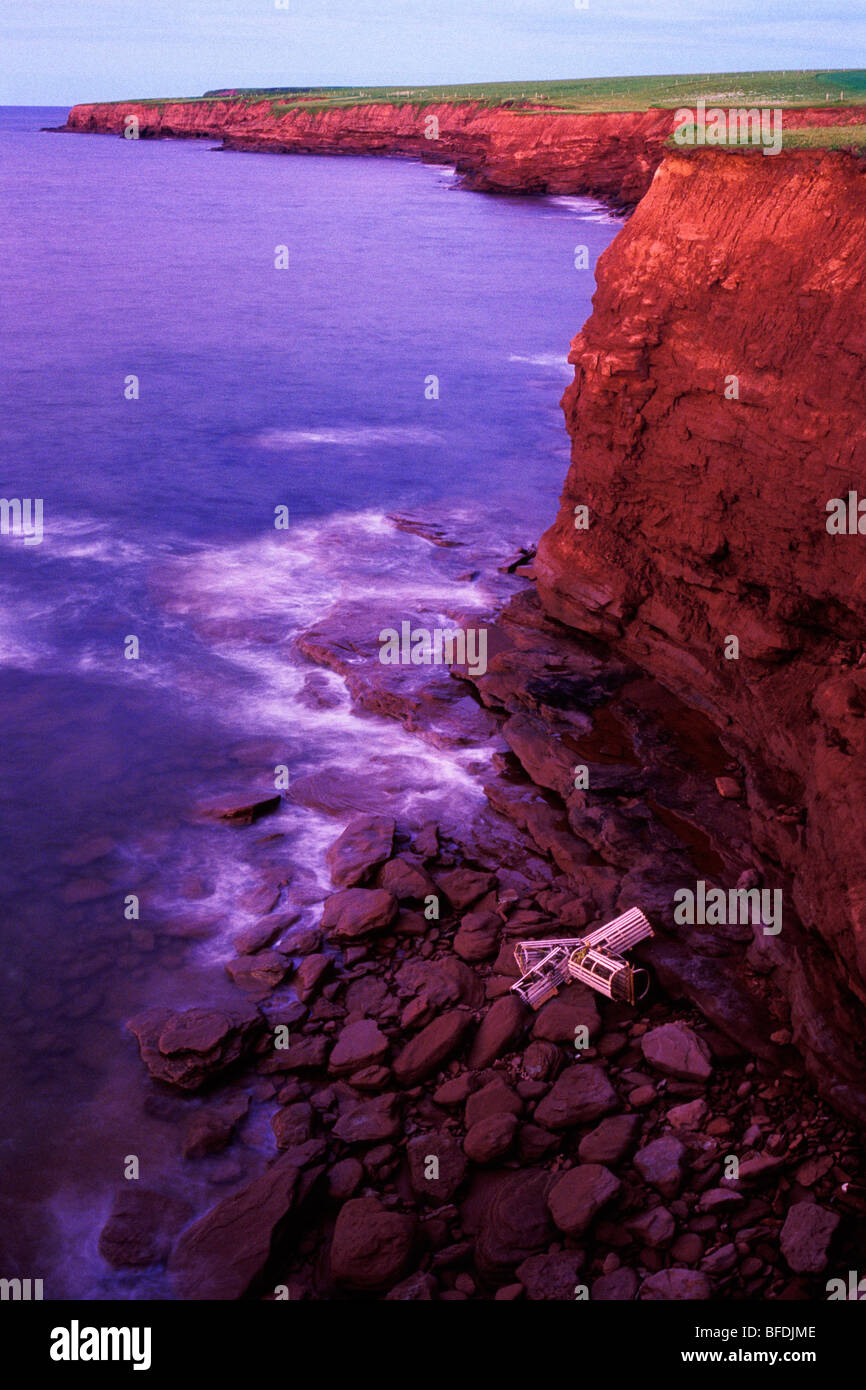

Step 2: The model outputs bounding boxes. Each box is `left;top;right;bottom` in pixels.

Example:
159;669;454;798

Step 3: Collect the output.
37;95;866;1298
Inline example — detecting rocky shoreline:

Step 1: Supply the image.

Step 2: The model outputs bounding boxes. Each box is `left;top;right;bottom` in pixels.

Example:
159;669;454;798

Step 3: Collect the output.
102;541;866;1301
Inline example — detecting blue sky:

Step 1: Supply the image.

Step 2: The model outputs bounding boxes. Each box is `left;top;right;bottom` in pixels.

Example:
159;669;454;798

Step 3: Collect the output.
4;0;864;105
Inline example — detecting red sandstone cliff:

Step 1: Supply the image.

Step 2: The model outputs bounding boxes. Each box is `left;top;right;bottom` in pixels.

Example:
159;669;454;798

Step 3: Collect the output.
536;146;866;1107
62;97;865;208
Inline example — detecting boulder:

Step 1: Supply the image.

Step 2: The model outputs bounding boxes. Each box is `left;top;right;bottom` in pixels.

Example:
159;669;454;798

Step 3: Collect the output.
98;1188;193;1268
578;1114;640;1165
407;1133;467;1204
393;1010;472;1085
534;1064;618;1130
547;1164;621;1235
468;995;526;1068
641;1023;713;1082
328;1019;389;1076
168;1154;299;1299
127;1003;263;1091
330;1197;415;1291
321;887;397;940
326;815;395;888
464;1113;518;1164
780;1202;840;1273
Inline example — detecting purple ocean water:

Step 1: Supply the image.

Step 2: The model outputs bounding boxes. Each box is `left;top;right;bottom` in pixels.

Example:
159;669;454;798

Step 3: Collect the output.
0;105;618;1297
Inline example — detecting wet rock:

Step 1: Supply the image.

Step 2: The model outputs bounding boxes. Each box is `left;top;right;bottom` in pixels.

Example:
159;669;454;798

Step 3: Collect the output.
321;887;397;940
534;1064;618;1130
578;1114;641;1165
547;1164;621;1236
639;1269;712;1300
168;1153;298;1299
182;1099;246;1159
464;1113;519;1163
516;1251;584;1300
332;1092;401;1144
641;1023;713;1083
293;953;331;1002
326;815;395;888
634;1136;687;1198
98;1188;193;1268
393;1010;473;1085
468;995;526;1068
225;951;289;997
195;793;281;826
780;1202;840;1273
271;1102;313;1150
260;1034;329;1073
127;1003;263;1091
330;1197;416;1291
407;1133;467;1204
328;1019;389;1076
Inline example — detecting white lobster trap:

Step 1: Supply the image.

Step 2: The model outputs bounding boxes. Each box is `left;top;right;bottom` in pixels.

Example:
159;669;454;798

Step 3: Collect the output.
511;906;653;1008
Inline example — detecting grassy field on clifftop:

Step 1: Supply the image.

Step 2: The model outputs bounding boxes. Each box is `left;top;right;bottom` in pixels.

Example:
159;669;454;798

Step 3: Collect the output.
187;69;866;114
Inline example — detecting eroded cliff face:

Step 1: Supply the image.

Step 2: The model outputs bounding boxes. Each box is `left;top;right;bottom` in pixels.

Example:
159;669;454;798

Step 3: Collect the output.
62;98;865;208
536;147;866;1107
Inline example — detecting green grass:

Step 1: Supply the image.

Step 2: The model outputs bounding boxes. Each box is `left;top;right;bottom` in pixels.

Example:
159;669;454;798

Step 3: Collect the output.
188;70;866;114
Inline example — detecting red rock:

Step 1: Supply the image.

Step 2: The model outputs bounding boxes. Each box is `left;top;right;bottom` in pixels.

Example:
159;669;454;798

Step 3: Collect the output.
475;1170;555;1276
592;1268;638;1300
468;995;526;1068
521;1040;561;1083
392;1010;473;1085
293;953;331;1002
127;1003;262;1091
578;1113;641;1164
378;856;437;900
325;815;395;887
534;1063;618;1130
465;1078;522;1129
436;868;496;911
330;1197;415;1291
385;1271;437;1300
259;1034;329;1073
328;1157;363;1201
547;1164;621;1235
627;1206;675;1249
634;1136;687;1198
194;792;281;826
271;1102;313;1150
407;1133;467;1203
328;1018;389;1076
224;950;288;997
780;1202;840;1273
640;1023;713;1083
464;1113;518;1164
98;1188;192;1268
332;1092;401;1144
168;1154;298;1299
321;887;397;939
514;1252;583;1301
531;982;601;1043
639;1269;712;1300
